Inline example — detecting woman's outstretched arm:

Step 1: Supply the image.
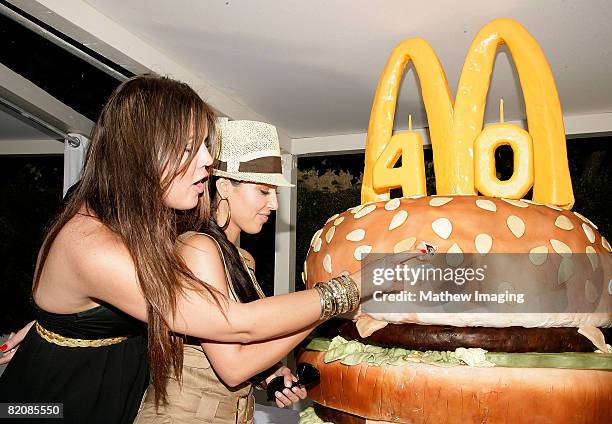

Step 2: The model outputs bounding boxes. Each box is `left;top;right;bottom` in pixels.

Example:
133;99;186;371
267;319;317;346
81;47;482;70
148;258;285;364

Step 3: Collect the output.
77;224;322;344
200;328;316;387
74;221;417;344
179;233;317;386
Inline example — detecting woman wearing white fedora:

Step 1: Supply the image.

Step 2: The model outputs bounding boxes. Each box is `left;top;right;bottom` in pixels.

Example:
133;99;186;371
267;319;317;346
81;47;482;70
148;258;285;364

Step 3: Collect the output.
134;120;308;423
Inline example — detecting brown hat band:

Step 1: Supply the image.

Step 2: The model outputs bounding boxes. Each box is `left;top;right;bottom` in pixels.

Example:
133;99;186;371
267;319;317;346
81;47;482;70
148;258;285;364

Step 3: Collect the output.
217;156;282;174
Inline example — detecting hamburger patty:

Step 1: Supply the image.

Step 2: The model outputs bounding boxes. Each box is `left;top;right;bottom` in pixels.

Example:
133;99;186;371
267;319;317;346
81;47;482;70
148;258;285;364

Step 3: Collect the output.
317;319;610;353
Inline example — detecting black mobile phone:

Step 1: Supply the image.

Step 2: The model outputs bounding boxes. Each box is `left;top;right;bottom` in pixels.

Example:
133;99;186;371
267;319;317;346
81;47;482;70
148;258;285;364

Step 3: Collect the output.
266;363;320;401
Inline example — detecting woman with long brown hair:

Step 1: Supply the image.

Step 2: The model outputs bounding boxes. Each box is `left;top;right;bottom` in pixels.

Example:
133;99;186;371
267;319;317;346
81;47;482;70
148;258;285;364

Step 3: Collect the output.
0;75;415;423
0;74;218;423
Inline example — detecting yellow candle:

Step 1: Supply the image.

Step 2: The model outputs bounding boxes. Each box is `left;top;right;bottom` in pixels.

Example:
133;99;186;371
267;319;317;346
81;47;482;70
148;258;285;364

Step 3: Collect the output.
474;123;534;198
372;114;426;196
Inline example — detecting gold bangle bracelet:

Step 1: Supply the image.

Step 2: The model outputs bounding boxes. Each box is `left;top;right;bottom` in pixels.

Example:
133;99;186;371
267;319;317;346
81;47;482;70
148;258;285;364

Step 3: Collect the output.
346;275;359;310
330;279;345;315
338;275;359;311
315;282;334;319
334;278;350;314
314;285;329;319
324;282;338;317
327;279;344;315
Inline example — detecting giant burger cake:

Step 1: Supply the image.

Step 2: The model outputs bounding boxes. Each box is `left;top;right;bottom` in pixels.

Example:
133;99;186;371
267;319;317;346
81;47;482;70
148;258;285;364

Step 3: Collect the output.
297;18;611;424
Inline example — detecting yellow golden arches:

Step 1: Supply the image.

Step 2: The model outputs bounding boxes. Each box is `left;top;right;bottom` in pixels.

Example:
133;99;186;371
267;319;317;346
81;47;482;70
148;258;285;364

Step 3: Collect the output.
362;18;574;209
452;18;573;208
362;37;453;203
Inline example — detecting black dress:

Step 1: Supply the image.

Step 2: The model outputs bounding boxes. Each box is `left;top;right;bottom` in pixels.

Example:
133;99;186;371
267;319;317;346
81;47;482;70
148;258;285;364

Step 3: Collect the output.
0;303;149;423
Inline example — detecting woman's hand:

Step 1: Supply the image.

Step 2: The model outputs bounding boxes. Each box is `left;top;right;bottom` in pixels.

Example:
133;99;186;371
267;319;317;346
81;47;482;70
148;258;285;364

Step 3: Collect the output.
264;366;307;408
350;249;427;299
0;320;35;365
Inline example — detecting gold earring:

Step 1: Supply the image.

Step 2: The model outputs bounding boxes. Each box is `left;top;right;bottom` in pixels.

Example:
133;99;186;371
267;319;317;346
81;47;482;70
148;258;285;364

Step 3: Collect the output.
216;197;231;230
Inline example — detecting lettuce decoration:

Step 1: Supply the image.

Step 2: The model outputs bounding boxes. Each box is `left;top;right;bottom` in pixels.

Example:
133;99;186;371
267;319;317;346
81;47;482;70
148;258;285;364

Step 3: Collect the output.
307;336;493;367
298;407;333;424
305;337;612;370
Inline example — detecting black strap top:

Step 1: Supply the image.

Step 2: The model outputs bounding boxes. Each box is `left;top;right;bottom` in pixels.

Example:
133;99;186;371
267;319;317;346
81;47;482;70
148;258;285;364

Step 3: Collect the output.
35;302;146;339
0;303;149;424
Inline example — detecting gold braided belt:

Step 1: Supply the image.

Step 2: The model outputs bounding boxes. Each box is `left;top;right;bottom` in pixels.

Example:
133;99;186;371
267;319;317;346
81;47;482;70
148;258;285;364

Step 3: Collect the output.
35;321;128;348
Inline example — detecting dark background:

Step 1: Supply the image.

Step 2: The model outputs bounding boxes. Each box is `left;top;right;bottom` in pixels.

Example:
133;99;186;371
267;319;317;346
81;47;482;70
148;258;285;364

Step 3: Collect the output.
0;155;63;331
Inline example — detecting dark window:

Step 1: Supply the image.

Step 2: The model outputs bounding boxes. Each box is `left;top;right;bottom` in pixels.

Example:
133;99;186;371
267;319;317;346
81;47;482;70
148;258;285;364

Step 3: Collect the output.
0;1;129;122
0;155;63;332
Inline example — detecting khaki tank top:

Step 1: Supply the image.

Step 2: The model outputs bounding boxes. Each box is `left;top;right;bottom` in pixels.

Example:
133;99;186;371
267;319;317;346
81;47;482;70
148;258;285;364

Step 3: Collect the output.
135;232;265;424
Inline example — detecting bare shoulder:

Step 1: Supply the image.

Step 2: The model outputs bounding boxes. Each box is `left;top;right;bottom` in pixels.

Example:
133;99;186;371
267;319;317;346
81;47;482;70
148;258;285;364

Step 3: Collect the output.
50;215;123;267
177;232;229;293
37;215;147;319
55;215;130;275
178;232;220;256
238;247;256;271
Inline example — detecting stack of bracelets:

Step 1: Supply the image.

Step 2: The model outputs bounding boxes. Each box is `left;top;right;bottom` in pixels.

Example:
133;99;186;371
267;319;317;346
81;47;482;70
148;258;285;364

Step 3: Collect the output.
314;275;360;320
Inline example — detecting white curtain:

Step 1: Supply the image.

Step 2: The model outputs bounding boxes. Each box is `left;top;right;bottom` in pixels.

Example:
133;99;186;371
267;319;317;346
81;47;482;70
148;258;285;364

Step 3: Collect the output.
63;133;90;196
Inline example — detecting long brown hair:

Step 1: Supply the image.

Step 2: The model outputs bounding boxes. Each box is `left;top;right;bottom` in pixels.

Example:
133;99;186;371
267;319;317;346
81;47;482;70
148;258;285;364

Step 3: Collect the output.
32;74;220;405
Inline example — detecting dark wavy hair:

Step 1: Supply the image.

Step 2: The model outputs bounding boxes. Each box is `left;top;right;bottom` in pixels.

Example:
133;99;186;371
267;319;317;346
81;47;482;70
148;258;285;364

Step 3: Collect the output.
203;176;261;303
32;74;221;405
204;176;278;385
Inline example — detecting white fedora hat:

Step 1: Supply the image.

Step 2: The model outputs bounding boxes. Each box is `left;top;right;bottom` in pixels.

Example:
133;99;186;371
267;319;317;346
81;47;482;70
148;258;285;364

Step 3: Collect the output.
213;120;294;187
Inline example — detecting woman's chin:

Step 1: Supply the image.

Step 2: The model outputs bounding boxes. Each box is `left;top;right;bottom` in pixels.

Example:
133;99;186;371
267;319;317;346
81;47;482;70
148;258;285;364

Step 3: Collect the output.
244;224;265;235
167;200;199;211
